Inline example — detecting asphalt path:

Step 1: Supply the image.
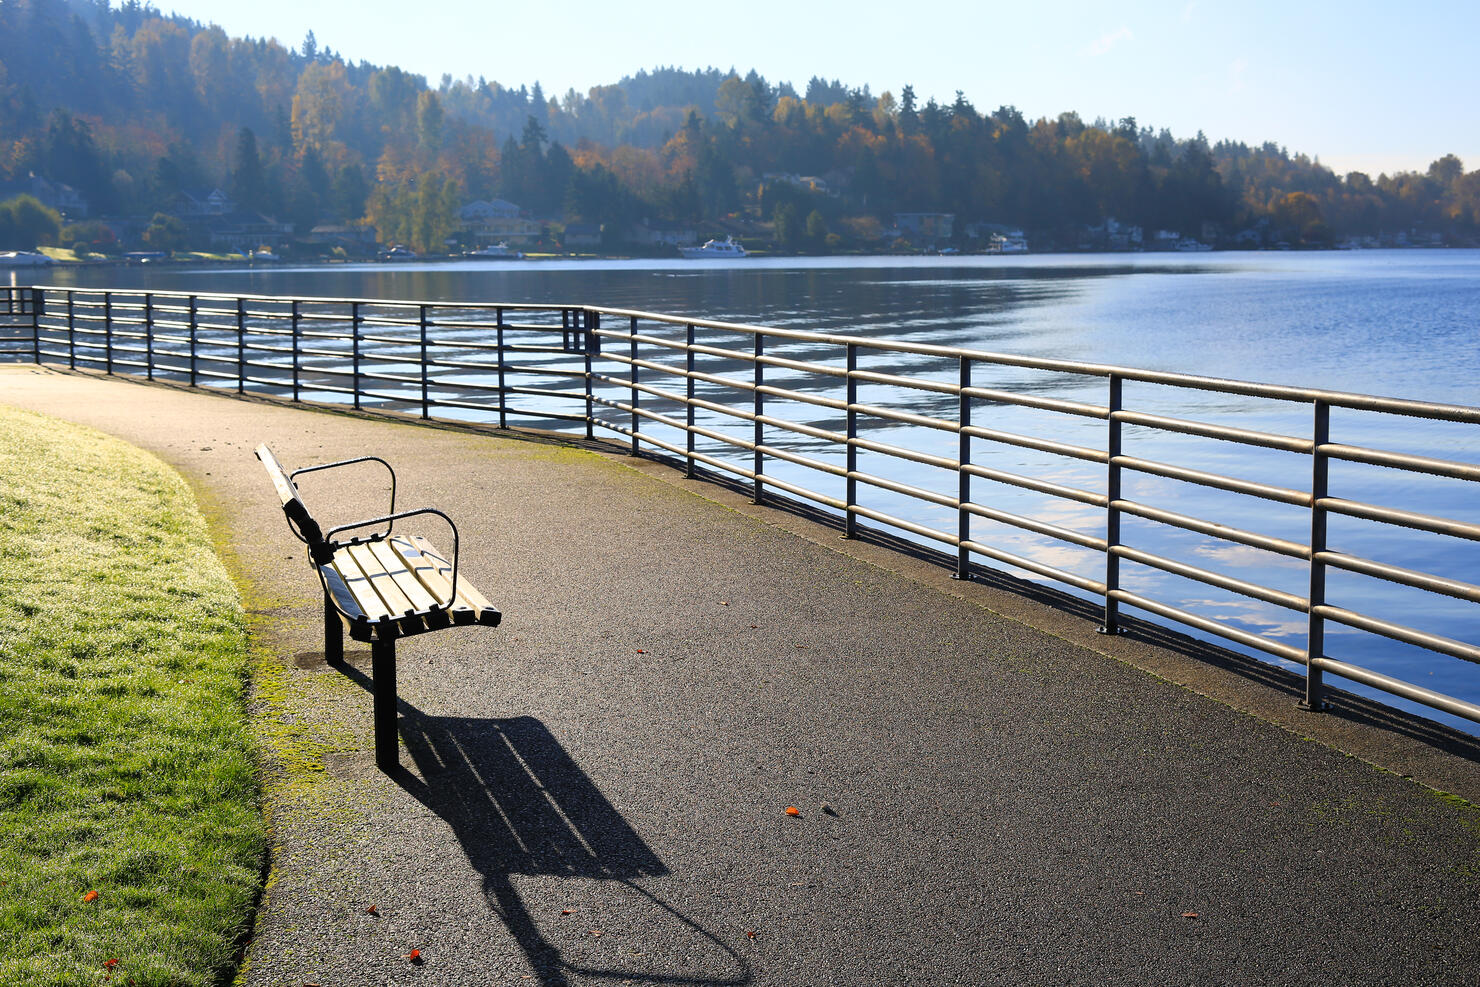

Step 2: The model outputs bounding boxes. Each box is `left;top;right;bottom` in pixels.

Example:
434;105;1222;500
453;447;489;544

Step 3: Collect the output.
5;366;1480;986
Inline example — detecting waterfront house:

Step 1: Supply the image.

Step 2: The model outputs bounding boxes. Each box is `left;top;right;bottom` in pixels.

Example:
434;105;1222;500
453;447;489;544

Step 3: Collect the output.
458;199;541;245
0;173;89;218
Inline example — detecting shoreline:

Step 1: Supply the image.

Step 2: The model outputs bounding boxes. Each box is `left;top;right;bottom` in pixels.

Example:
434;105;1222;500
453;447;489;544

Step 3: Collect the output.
7;241;1473;273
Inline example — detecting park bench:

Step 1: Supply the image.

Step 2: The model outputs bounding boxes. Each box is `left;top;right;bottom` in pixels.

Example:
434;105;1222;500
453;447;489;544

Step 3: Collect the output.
255;444;501;770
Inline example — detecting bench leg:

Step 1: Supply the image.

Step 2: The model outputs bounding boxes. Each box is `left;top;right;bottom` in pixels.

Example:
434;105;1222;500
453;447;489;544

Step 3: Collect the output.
324;591;343;664
372;638;397;771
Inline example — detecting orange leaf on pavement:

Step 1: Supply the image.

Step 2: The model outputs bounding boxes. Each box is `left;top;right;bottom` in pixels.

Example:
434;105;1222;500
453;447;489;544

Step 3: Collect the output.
405;948;423;963
1182;911;1199;919
784;806;800;816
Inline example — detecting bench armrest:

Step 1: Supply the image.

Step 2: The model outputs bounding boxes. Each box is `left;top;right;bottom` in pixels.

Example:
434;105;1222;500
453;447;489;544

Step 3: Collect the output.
326;507;460;606
291;456;397;537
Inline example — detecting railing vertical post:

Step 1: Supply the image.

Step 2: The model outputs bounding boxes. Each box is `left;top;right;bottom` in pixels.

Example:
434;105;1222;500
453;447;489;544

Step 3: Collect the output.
629;315;639;455
144;292;154;380
1099;373;1124;634
584;311;596;440
187;295;197;387
955;356;972;580
350;301;361;410
752;331;765;504
419;303;430;420
1302;399;1332;711
685;322;697;478
103;291;113;374
235;297;245;394
66;290;75;369
496;307;507;428
290;299;301;401
30;288;40;365
844;343;858;539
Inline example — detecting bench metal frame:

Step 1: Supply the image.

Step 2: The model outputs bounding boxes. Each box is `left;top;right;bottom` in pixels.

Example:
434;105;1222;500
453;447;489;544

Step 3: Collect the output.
256;443;500;769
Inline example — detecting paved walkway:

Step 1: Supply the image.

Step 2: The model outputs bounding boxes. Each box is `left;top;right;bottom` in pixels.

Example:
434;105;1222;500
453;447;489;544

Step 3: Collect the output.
5;366;1480;986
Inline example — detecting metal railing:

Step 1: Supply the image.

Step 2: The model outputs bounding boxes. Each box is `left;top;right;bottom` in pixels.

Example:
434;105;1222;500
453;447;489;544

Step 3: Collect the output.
8;284;1480;727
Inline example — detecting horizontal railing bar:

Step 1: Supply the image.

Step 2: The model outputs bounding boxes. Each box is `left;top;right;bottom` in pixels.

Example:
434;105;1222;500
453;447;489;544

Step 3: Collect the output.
850;503;957;545
1114;499;1309;559
962;424;1108;463
852;402;957;433
1314;606;1480;665
1110;590;1308;662
1323;443;1480;482
849;368;958;396
1116;455;1311;506
851;435;958;472
960;538;1107;593
1113;545;1309;611
1317;550;1480;604
963;502;1107;551
962;385;1109;419
962;462;1107;507
1313;657;1480;725
1320;498;1480;542
850;470;957;510
1114;409;1312;452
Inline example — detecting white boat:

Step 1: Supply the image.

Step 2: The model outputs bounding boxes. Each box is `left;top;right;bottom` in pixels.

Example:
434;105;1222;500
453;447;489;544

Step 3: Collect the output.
467;243;523;259
0;250;54;267
251;248;279;262
1175;238;1212;252
680;236;747;259
987;232;1029;254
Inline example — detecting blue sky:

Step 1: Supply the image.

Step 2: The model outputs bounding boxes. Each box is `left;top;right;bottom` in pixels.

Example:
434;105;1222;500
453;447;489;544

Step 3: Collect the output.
155;0;1478;177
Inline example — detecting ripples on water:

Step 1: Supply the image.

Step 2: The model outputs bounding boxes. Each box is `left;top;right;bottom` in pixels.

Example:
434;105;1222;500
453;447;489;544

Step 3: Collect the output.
48;251;1480;732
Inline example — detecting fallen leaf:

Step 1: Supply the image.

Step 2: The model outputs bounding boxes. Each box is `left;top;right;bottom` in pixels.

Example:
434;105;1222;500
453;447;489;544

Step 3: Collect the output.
1182;911;1199;919
784;806;800;816
560;909;574;916
103;959;119;970
719;601;729;605
821;803;838;816
746;929;756;939
365;904;378;915
83;890;99;903
750;624;758;629
405;948;423;963
635;649;646;654
590;929;603;937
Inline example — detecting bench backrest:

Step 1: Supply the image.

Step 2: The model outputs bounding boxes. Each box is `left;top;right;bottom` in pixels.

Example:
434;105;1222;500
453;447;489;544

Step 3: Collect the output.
255;444;332;563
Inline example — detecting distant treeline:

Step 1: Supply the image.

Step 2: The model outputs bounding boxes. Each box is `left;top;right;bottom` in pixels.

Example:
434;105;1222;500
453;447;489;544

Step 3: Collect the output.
3;0;1479;252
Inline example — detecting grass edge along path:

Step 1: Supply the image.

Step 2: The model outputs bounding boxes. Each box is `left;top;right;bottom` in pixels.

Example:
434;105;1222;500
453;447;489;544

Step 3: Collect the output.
0;405;266;986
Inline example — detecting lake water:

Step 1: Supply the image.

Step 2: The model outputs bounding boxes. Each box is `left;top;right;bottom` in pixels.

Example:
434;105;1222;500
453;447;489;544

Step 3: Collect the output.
30;250;1480;732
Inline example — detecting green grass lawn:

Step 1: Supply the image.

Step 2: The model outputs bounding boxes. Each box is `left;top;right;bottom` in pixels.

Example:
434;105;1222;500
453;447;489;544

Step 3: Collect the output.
0;406;265;986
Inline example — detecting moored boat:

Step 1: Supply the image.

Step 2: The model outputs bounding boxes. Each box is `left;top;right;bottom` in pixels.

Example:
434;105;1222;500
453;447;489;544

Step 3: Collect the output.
680;236;747;259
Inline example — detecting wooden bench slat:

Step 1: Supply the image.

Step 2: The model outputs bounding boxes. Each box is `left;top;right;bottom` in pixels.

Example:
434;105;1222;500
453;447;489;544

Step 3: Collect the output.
256;444;299;506
391;533;456;606
345;543;417;618
330;552;396;623
319;563;365;625
368;539;442;614
404;534;501;626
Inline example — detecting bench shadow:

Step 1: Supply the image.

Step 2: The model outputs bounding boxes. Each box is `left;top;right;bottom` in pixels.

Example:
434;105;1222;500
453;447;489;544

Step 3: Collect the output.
331;659;751;987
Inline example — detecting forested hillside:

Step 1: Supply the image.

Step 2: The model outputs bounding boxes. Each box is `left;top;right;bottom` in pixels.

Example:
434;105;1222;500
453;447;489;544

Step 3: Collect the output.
3;0;1478;253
